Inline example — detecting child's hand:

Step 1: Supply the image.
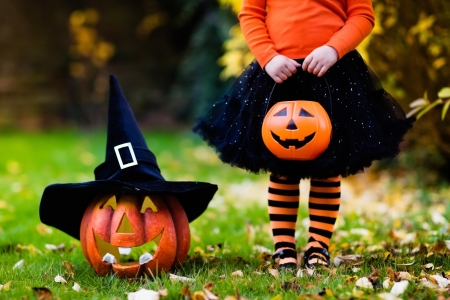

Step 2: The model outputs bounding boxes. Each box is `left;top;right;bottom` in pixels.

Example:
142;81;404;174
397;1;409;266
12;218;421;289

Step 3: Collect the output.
302;46;338;77
265;55;301;83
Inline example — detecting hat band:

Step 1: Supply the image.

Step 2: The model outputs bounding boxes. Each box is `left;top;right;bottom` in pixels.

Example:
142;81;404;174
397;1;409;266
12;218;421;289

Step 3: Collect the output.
94;147;162;180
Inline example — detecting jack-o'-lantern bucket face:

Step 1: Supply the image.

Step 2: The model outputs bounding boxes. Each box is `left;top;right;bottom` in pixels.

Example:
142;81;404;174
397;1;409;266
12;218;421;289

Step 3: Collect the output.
79;194;190;278
262;101;332;160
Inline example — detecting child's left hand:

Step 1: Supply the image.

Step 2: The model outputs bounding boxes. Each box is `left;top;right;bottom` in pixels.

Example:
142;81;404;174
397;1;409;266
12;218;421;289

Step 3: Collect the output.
302;46;339;77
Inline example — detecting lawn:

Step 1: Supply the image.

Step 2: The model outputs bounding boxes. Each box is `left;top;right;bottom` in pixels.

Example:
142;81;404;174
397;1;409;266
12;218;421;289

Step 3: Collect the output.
0;130;449;299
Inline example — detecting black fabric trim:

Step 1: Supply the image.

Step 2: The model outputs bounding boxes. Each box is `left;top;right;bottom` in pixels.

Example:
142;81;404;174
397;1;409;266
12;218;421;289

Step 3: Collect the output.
310;180;340;187
269;175;301;184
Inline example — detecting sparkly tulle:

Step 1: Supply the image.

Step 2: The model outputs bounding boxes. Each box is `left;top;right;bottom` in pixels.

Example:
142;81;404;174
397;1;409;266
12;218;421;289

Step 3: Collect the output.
193;50;413;179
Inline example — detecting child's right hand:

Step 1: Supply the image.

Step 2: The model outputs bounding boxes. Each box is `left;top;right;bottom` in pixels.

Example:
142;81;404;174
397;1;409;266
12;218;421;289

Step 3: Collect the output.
264;55;301;84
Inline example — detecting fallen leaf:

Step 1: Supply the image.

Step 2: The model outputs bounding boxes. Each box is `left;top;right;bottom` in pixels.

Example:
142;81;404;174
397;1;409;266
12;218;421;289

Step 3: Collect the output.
191;291;205;300
180;285;191;299
268;268;279;278
423;263;434;271
231;270;243;277
169;273;195;283
355;277;374;289
54;274;67;284
334;254;364;267
203;288;218;300
397;272;412;281
13;259;24;270
127;288;160;300
345;276;359;284
32;287;53;300
253;245;272;254
159;289;168;297
62;260;75;278
377;292;402;300
45;244;65;251
383;278;392;289
281;282;301;291
72;282;81;292
305;282;315;289
430;275;450;288
1;281;12;291
36;224;53;235
387;267;396;281
390;280;409;296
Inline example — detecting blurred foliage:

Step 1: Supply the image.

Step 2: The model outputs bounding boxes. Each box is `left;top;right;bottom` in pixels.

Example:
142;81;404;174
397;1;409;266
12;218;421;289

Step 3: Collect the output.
0;0;235;129
407;87;450;120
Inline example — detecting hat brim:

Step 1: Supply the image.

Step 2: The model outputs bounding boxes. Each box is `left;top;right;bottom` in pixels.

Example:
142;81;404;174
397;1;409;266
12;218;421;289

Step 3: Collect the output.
39;179;218;240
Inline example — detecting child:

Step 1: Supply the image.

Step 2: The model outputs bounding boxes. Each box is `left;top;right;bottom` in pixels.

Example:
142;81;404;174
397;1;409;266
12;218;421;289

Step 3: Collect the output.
193;0;412;269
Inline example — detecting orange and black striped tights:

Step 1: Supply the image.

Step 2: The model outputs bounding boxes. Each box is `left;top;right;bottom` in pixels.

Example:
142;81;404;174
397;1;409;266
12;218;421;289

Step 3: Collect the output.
268;174;341;266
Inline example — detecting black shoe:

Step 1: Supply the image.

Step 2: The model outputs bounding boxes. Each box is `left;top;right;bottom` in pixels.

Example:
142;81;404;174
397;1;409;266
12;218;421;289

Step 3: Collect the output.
304;247;330;269
272;249;298;269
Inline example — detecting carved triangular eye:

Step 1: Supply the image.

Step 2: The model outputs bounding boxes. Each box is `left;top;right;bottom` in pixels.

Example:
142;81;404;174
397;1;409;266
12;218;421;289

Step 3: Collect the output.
274;108;287;117
140;196;158;213
101;195;117;210
299;108;314;117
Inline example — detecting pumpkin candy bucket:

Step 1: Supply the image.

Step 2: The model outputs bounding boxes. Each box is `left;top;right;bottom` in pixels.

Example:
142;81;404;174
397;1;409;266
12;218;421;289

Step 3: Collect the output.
261;76;333;161
262;100;332;160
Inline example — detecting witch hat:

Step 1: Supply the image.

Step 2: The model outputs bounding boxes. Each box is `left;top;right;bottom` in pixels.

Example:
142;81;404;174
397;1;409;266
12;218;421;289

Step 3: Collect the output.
39;75;218;240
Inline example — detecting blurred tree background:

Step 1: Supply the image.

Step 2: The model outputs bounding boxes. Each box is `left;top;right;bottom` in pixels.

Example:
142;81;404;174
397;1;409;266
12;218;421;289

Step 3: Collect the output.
0;0;449;177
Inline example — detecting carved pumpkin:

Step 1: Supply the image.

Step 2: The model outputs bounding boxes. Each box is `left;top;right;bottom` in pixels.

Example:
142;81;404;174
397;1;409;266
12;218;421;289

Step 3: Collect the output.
80;193;190;278
262;101;332;160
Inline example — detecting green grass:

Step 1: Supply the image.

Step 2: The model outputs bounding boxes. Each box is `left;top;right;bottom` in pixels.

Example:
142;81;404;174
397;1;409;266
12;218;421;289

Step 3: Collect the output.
0;130;449;299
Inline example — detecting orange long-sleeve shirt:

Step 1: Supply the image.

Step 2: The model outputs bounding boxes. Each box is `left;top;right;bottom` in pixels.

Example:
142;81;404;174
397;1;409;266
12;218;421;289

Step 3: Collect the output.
238;0;375;68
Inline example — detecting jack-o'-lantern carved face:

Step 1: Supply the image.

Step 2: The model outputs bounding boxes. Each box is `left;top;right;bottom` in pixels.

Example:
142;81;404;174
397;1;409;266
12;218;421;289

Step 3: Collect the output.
80;194;190;278
262;101;332;160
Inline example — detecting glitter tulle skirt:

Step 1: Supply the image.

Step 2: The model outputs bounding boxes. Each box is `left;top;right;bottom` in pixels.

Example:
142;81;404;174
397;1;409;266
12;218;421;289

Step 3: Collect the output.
193;50;413;179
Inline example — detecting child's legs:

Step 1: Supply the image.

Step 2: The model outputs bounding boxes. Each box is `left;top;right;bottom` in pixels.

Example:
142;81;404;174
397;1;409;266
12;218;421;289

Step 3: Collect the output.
268;173;300;265
306;176;341;263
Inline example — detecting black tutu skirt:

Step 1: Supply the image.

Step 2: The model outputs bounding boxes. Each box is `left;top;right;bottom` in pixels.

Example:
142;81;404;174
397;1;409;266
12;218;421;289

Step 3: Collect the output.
193;50;413;179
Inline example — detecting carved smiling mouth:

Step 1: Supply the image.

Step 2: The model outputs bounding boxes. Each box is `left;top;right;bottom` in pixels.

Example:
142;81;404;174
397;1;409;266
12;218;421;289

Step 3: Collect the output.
94;231;163;266
271;131;316;149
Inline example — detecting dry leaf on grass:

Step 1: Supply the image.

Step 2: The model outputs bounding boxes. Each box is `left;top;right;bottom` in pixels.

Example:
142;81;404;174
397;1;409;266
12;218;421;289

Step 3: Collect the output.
127;288;160;300
268;268;279;278
54;274;67;284
333;254;364;267
1;281;12;291
376;292;402;300
169;273;195;283
45;243;65;251
72;282;81;292
430;274;450;288
13;259;24;269
231;270;243;277
32;287;53;300
390;280;409;296
355;277;374;290
62;260;75;278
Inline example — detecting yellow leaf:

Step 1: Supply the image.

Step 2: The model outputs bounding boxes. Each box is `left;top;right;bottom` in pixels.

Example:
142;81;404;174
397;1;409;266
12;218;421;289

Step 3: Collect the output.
438;87;450;99
432;57;446;70
441;101;450;120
